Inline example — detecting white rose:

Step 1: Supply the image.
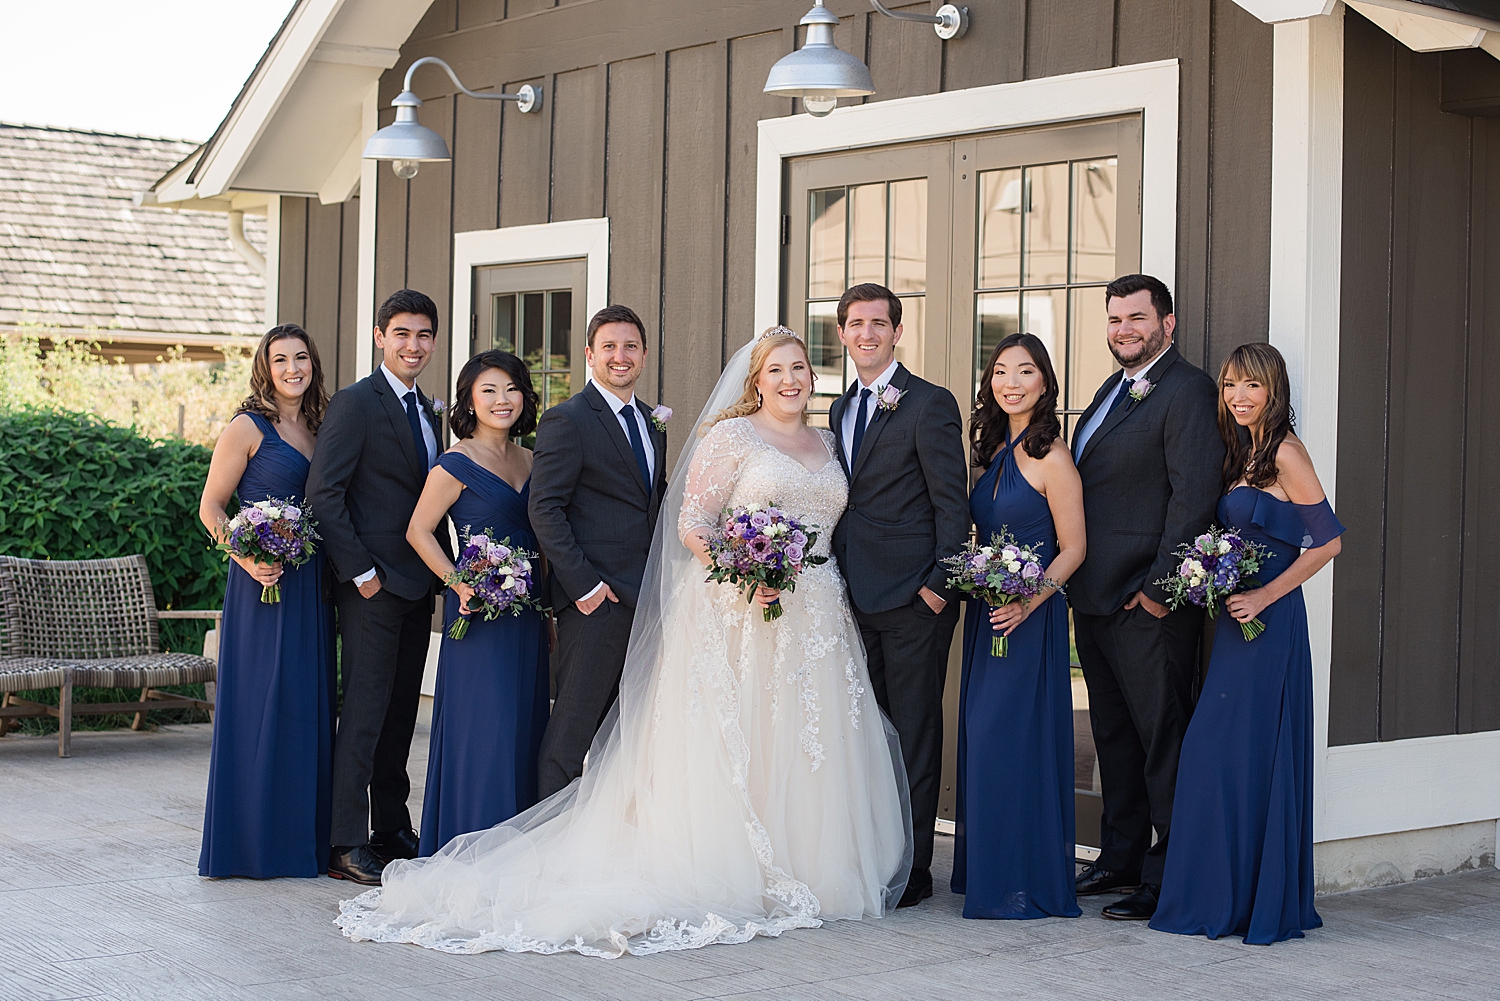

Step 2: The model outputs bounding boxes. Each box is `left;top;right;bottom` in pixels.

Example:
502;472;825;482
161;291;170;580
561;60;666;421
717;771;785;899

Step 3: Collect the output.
520;559;531;571
980;547;994;557
264;506;282;519
502;576;515;590
1190;576;1203;587
1006;561;1022;573
1218;539;1231;554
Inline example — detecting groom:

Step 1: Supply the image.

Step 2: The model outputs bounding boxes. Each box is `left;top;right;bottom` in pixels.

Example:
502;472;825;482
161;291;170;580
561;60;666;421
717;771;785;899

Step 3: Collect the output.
308;289;450;885
530;305;667;799
829;283;969;908
1069;274;1223;920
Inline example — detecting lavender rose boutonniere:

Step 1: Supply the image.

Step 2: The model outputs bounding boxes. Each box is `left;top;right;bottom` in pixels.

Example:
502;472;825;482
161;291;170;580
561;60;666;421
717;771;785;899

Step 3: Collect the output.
650;405;672;433
1127;377;1154;403
875;384;905;414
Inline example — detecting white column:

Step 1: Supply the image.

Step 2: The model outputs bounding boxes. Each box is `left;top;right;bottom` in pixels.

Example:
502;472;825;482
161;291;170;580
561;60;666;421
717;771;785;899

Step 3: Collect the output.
263;196;282;329
1267;4;1343;841
355;81;380;379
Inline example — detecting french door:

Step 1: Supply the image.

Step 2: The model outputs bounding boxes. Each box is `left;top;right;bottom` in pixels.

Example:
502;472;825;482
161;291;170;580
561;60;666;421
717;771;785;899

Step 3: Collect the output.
471;258;588;413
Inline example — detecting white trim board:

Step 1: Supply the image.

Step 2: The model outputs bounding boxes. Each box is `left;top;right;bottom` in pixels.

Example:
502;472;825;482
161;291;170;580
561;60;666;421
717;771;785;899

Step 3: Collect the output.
754;59;1180;335
1321;731;1500;842
449;218;611;403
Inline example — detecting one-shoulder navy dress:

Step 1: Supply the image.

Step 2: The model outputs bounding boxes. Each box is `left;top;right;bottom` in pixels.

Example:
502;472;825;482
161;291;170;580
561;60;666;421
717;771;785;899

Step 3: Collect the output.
199;413;336;878
1151;486;1344;944
418;451;550;857
951;433;1080;919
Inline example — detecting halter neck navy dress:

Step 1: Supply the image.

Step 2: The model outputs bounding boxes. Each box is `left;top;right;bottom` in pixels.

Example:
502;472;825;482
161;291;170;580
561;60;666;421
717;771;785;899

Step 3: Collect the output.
951;431;1080;919
199;413;336;878
1151;486;1343;944
418;451;550;857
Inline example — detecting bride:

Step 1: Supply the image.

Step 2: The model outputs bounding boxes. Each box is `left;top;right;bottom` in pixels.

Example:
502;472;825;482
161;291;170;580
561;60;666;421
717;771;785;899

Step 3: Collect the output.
337;327;913;958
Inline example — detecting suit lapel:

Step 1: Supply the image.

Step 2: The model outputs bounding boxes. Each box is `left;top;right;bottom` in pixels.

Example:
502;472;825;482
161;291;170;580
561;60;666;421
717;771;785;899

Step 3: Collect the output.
829;382;855;475
849;364;908;483
1077;346;1182;466
372;372;425;481
639;399;667;495
586;382;649;501
416;386;444;457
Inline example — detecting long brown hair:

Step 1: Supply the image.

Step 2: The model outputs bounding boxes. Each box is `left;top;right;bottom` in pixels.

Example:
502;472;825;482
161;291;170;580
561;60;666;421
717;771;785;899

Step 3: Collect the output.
1218;341;1293;490
971;332;1062;464
236;324;329;433
702;328;812;433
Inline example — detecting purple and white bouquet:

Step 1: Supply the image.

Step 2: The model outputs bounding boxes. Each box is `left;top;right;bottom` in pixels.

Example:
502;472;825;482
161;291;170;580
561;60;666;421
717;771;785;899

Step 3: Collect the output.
704;504;828;622
1154;527;1272;641
943;528;1063;657
217;498;320;604
444;527;543;640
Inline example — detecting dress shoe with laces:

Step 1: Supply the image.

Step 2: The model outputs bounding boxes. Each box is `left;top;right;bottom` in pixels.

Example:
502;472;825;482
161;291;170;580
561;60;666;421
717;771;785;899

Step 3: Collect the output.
369;827;419;864
328;844;388;886
1075;861;1141;897
897;867;934;908
1102;883;1159;920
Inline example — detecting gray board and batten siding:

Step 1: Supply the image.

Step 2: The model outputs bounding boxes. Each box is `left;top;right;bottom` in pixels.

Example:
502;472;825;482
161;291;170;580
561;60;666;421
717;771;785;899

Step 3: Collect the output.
1331;9;1500;747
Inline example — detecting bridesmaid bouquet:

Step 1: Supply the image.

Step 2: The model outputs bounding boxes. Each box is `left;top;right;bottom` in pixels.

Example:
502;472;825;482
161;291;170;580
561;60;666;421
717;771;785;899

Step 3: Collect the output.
217;498;320;604
704;504;828;622
943;528;1062;657
444;527;543;640
1155;527;1272;641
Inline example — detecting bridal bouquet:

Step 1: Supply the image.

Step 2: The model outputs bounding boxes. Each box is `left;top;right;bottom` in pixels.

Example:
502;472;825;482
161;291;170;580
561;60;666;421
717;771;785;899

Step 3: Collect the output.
444;527;543;640
943;528;1062;657
1154;527;1272;641
217;498;320;603
704;504;828;622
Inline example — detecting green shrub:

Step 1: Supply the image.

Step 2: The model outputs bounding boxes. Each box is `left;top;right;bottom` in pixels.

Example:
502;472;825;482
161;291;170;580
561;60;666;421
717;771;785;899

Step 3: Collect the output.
0;408;224;732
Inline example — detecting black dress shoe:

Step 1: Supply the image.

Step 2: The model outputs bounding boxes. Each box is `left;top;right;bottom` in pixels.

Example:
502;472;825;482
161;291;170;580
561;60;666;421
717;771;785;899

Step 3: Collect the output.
328;844;388;886
1102;883;1159;920
897;867;934;908
369;827;419;864
1076;861;1141;897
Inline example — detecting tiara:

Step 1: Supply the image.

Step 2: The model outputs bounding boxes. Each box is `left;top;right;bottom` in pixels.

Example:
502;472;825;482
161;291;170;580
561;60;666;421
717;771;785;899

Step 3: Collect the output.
757;325;804;342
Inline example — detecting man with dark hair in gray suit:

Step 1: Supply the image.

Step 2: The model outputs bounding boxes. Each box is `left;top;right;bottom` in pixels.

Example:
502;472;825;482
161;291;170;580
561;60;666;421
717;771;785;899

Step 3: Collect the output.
529;305;667;798
308;289;451;885
1068;274;1225;921
828;283;970;909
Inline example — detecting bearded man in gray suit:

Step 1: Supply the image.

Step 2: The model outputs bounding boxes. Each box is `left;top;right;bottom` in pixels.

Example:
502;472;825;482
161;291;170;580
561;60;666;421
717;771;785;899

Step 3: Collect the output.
828;283;971;909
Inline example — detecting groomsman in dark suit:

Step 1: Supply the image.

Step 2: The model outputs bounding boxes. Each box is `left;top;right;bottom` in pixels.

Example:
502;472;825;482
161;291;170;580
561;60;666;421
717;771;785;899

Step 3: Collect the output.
828;283;970;909
1068;274;1224;920
529;305;667;798
308;289;450;885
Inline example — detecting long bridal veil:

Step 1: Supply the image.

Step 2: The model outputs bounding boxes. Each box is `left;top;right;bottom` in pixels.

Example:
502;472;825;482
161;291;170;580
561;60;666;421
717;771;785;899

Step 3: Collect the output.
337;335;913;957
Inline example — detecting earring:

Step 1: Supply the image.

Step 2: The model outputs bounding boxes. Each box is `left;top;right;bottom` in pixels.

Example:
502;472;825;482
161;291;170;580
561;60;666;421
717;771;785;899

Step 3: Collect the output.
755;390;763;409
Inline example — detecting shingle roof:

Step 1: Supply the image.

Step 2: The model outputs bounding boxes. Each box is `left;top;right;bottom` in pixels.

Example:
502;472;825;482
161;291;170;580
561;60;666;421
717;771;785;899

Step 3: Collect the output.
0;123;266;339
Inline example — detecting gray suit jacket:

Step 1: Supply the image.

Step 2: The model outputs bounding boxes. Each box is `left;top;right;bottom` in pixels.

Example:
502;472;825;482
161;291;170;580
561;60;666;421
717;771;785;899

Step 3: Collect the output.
306;371;449;603
829;364;971;615
528;382;667;610
1068;344;1225;617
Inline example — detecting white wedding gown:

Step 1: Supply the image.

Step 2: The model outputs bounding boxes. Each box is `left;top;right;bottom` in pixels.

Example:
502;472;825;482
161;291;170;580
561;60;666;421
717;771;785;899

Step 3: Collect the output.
337;412;912;958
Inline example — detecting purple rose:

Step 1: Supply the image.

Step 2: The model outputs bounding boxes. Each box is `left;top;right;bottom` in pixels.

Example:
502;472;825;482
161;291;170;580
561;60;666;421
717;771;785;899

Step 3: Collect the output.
750;511;771;529
786;544;805;563
791;530;808;547
1021;562;1041;579
244;507;268;526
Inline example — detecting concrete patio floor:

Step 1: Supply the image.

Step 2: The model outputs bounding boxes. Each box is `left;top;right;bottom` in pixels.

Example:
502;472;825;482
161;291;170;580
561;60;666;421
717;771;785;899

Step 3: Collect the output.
2;723;1497;1001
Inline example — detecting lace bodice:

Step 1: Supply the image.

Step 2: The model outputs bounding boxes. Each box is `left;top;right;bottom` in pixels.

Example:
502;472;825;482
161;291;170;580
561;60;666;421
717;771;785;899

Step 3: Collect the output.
680;417;846;556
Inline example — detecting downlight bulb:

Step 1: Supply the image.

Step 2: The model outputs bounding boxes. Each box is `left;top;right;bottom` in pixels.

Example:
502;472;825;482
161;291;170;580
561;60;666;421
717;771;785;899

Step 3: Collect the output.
803;95;838;117
392;159;420;180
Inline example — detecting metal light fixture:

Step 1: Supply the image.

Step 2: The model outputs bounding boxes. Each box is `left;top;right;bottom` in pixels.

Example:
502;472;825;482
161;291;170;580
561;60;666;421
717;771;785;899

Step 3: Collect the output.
363;56;542;179
765;2;970;117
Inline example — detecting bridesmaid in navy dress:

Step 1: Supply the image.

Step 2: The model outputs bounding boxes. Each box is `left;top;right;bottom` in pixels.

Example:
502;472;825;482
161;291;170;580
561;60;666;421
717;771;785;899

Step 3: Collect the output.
952;333;1087;919
198;324;335;878
407;350;550;856
1152;342;1343;944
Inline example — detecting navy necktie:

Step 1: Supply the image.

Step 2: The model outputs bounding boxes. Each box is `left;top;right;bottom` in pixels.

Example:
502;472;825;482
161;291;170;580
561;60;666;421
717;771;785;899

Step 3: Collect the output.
849;388;873;466
1075;378;1134;460
623;403;651;491
403;390;430;471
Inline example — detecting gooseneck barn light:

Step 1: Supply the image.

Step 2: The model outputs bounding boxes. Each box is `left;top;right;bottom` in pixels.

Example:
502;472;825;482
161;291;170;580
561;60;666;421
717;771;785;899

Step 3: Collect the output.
363;56;542;179
764;0;970;117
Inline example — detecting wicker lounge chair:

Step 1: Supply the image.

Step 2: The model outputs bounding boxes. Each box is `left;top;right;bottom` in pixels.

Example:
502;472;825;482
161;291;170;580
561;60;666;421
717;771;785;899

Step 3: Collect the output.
0;555;219;757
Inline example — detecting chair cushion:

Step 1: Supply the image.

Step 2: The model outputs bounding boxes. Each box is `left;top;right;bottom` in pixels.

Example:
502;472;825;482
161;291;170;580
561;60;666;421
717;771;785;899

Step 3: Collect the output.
0;661;66;694
0;654;215;692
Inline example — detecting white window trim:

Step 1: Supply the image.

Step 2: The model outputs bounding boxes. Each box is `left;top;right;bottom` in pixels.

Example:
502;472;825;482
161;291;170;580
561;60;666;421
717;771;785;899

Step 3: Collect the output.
754;58;1182;343
448;217;610;405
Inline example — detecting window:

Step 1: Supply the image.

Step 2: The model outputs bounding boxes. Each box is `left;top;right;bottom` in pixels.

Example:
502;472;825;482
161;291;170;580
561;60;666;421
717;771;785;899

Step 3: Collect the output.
472;258;587;413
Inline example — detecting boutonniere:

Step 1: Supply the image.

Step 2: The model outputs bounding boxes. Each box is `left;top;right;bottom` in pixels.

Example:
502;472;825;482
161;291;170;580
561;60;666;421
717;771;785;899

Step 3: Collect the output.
429;398;447;417
1127;377;1154;403
649;405;672;433
874;384;906;414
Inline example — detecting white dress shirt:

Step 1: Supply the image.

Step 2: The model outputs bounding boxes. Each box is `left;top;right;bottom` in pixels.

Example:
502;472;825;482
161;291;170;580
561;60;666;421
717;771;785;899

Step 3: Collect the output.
353;365;440;587
840;357;900;454
1071;343;1172;459
579;386;655;603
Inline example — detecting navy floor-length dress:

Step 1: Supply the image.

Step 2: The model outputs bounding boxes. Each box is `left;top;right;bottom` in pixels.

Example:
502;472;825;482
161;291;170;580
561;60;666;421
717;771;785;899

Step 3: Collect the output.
418;451;550;857
199;413;335;878
1151;486;1344;944
951;433;1080;920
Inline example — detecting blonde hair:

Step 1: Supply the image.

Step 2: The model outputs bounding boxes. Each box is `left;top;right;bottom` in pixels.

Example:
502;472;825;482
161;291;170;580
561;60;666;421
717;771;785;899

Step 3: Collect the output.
701;328;812;434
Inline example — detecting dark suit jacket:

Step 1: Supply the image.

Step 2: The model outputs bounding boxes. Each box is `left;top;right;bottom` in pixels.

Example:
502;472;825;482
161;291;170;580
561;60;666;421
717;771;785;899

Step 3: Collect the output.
1068;344;1225;617
528;382;667;610
306;370;449;602
829;364;971;615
